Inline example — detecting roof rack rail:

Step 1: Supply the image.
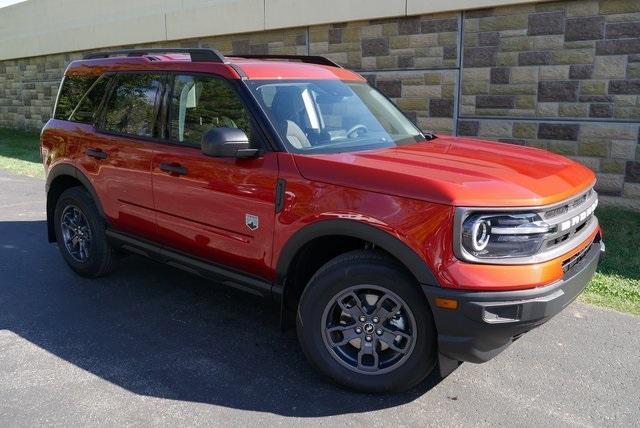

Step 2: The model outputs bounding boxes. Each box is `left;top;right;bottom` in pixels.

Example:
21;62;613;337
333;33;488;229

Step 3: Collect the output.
83;48;225;63
235;54;343;68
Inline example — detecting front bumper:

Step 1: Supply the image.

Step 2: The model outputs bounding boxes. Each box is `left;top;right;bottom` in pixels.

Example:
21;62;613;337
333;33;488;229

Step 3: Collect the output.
423;238;603;367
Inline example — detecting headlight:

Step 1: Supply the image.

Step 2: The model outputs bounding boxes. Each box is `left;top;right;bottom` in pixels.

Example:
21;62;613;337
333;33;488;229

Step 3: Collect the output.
454;189;599;264
460;213;551;259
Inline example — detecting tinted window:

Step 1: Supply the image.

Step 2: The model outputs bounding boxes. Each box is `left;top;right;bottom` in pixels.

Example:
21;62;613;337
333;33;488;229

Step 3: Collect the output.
169;75;252;147
69;75;111;124
102;73;163;138
54;75;98;120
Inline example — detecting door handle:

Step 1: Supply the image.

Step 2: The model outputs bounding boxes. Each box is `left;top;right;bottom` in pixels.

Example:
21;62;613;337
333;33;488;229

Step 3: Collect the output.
159;162;188;176
86;148;108;160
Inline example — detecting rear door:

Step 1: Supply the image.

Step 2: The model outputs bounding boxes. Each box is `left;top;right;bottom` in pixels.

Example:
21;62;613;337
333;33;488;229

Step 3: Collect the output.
151;74;279;279
76;72;165;238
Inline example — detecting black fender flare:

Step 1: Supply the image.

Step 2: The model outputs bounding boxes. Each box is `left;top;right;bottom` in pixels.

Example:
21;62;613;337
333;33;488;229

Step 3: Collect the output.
46;163;106;241
275;219;440;287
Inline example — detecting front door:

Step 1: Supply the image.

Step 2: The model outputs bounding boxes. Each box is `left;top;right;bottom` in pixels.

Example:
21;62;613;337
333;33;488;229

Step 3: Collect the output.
151;74;278;279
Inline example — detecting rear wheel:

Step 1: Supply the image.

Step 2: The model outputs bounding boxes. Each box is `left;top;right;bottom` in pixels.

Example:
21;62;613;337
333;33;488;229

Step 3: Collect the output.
297;250;437;392
54;187;115;277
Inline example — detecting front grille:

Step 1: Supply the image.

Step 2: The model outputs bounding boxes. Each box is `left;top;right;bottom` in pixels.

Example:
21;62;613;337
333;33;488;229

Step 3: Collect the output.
544;205;568;219
543;189;592;220
540;188;597;253
562;241;593;274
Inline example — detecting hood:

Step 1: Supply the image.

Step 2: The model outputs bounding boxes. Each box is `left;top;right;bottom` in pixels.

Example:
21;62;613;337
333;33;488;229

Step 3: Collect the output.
292;136;596;207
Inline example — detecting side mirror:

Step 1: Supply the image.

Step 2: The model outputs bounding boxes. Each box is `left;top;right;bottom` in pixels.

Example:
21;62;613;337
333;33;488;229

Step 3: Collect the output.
201;127;260;158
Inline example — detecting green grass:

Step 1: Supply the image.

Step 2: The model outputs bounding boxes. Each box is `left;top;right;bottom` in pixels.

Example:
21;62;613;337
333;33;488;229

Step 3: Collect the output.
0;127;44;177
0;126;638;314
579;207;640;315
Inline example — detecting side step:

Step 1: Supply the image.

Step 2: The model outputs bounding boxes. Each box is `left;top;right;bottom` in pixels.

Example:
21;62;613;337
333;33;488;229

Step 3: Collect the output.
105;229;278;300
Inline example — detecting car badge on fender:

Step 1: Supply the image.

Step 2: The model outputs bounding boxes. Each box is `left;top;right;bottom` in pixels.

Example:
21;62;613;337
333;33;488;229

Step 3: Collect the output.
245;214;259;231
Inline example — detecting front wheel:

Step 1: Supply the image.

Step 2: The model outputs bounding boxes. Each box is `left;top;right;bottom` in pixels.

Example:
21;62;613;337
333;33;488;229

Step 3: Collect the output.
297;250;437;393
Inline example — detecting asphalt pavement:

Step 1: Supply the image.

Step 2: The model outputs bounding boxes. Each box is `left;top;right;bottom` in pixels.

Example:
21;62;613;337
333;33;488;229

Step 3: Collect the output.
0;169;639;427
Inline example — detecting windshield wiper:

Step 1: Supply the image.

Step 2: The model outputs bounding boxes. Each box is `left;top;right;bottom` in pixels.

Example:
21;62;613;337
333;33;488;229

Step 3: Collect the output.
421;130;438;141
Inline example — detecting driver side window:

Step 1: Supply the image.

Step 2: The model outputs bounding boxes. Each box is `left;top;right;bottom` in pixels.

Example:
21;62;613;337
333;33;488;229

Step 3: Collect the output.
169;75;252;147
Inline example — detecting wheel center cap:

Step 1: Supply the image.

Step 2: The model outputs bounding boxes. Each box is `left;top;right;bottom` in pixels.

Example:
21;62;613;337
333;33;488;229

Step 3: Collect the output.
363;323;375;334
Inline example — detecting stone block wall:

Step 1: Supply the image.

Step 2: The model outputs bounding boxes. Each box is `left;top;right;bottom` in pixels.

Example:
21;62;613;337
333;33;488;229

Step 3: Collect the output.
0;0;639;208
308;12;460;70
458;1;640;207
363;70;458;134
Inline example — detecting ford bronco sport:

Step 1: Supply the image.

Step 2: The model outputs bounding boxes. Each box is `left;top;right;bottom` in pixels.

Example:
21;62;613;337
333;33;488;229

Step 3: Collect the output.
41;48;604;393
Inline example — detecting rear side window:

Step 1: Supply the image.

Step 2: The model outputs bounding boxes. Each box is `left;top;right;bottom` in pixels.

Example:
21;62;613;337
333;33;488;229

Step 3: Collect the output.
101;73;163;138
54;75;98;120
169;74;252;147
69;75;111;124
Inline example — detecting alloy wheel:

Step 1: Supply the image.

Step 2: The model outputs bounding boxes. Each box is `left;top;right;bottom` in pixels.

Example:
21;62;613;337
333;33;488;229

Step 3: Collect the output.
60;204;92;263
321;284;417;375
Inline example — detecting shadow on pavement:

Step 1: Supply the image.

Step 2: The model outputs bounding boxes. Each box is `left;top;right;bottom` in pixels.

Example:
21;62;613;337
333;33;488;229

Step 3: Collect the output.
0;220;442;417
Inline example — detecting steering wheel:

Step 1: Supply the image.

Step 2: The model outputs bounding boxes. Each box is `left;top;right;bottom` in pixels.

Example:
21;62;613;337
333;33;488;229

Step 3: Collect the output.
346;124;368;138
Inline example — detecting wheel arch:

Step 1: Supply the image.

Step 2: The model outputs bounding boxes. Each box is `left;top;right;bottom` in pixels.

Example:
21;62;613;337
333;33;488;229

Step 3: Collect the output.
276;219;440;309
46;163;105;242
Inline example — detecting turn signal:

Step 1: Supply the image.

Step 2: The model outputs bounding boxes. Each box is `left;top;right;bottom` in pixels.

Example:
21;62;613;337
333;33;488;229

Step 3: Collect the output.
435;297;459;310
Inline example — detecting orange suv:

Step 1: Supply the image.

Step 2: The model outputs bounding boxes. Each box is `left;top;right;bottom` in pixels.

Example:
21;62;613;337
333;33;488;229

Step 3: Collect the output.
41;48;604;392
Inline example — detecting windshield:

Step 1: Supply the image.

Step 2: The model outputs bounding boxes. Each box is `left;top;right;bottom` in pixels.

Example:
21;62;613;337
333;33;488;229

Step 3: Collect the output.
247;80;426;154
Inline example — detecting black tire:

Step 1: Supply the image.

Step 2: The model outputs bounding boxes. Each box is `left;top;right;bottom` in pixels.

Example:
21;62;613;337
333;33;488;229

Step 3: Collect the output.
54;186;115;278
297;250;437;393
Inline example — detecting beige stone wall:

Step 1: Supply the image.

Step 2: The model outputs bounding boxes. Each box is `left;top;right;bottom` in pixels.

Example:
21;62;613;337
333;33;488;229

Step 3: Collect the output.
460;2;640;120
363;70;459;135
0;0;551;61
0;0;639;208
308;13;461;70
